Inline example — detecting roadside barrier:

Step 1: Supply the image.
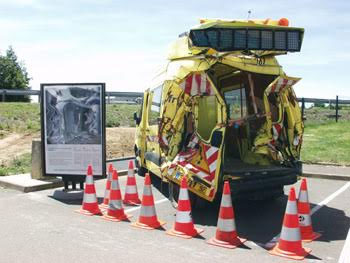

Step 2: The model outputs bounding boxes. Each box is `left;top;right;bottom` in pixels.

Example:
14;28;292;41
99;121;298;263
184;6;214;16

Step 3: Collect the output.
269;187;311;260
131;173;166;230
75;165;102;216
123;161;141;206
207;181;247;249
297;178;321;242
167;177;203;239
102;169;132;222
100;163;114;210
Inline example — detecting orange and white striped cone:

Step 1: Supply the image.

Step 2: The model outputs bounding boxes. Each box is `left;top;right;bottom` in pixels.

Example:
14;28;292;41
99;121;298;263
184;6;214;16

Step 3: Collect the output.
100;163;114;210
75;165;102;216
131;173;166;230
166;177;204;239
269;187;311;260
123;161;141;206
298;178;321;242
207;181;247;248
102;169;132;222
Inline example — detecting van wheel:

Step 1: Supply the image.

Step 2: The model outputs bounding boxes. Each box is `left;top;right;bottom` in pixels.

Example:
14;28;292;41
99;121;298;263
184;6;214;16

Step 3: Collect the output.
135;158;146;177
137;167;147;177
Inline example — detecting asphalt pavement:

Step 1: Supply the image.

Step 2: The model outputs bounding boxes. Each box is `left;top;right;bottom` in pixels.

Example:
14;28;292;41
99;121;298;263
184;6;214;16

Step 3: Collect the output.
0;174;349;263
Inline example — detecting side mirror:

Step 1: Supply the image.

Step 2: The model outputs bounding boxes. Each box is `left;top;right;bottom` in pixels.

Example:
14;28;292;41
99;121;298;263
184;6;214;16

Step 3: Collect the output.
133;112;141;125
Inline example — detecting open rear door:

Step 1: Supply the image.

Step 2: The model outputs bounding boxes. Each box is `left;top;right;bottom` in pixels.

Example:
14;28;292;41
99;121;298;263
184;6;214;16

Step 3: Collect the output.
254;75;302;162
160;72;226;201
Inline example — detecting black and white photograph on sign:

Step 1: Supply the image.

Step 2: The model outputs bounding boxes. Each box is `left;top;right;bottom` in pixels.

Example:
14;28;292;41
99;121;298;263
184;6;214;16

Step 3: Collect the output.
41;83;106;177
45;86;101;145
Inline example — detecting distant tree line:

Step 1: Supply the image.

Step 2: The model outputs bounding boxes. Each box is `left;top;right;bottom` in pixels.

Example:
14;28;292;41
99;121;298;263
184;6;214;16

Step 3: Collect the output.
0;46;31;102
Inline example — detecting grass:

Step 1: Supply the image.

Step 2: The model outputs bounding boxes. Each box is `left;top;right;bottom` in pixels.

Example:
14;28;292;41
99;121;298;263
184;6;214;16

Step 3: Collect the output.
0;102;141;137
304;106;350;125
0;153;32;176
106;103;139;127
0;103;41;137
301;121;350;165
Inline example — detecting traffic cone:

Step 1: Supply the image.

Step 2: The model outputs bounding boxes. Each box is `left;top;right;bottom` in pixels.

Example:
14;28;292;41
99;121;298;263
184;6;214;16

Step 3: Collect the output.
102;169;132;222
297;178;321;242
207;181;247;248
131;173;166;230
75;165;102;216
100;163;114;210
123;161;141;206
269;187;311;260
166;177;204;239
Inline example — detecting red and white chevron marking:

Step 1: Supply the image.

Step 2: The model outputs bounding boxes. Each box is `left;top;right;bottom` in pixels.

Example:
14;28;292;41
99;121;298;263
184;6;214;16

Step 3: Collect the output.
272;123;283;141
203;144;219;182
179;73;215;96
269;77;299;93
166;137;218;182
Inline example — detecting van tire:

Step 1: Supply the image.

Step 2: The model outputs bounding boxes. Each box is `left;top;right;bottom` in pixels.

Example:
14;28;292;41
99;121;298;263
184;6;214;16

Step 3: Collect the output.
137;167;147;177
135;158;146;177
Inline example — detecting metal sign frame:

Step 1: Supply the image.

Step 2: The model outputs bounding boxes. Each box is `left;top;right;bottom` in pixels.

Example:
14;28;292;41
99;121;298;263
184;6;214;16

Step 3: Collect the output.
40;83;106;177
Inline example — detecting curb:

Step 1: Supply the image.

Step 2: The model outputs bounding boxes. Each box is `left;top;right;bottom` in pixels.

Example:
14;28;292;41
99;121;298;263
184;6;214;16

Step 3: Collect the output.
116;169;135;176
302;172;350;181
107;156;135;162
0;169;135;193
0;178;64;193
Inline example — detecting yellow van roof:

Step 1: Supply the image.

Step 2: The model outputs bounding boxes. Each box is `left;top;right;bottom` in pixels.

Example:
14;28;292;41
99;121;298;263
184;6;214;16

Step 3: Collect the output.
194;18;304;31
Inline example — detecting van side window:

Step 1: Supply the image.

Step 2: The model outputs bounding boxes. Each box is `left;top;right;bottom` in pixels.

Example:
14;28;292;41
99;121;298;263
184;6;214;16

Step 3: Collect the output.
224;86;247;120
197;96;218;141
149;85;162;125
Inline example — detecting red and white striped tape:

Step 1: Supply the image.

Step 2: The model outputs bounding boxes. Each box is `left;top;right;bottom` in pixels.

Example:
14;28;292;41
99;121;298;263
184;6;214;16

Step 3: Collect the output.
179;73;215;96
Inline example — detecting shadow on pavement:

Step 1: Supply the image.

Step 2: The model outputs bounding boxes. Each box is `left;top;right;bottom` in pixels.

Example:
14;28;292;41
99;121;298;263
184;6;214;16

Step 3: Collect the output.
48;189;104;205
151;174;350;246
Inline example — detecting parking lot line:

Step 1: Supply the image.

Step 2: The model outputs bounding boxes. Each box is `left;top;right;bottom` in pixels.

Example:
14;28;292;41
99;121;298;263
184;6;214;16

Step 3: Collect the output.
265;181;350;248
311;182;350;215
339;226;350;263
125;198;169;213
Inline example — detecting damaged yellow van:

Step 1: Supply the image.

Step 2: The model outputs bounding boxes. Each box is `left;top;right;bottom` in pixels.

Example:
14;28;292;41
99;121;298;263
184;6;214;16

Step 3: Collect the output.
134;18;304;202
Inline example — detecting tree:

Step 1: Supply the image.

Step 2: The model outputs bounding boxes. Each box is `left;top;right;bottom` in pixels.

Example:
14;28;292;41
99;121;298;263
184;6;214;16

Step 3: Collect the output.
0;46;31;102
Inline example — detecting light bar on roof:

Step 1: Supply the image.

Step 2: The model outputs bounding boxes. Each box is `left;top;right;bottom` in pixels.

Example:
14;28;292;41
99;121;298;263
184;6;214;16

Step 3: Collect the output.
189;27;303;52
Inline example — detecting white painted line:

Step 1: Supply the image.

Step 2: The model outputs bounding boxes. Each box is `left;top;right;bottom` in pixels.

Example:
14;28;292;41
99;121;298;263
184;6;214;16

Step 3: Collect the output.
311;182;350;215
339;225;350;263
265;181;350;248
125;198;169;213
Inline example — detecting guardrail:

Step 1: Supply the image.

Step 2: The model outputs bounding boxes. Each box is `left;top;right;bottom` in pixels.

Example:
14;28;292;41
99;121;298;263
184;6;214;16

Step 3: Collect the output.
0;89;144;104
297;96;349;122
0;89;348;122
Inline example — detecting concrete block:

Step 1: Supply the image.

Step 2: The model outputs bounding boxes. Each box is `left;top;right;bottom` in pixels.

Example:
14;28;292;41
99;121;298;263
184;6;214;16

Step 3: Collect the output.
31;139;43;180
0;173;64;193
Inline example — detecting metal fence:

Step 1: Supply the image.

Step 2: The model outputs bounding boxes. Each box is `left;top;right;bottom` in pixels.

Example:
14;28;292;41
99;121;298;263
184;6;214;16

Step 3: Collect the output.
0;89;144;104
297;97;350;122
1;89;349;122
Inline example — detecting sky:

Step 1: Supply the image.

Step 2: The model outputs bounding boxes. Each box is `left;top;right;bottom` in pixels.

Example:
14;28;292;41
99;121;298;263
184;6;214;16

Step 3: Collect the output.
0;0;349;99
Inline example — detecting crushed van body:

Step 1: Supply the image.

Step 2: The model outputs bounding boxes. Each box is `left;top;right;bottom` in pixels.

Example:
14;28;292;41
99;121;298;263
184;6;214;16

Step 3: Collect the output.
134;18;304;202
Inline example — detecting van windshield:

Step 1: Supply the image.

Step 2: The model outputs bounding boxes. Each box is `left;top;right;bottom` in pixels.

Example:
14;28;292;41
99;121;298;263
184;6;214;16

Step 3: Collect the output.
224;86;247;120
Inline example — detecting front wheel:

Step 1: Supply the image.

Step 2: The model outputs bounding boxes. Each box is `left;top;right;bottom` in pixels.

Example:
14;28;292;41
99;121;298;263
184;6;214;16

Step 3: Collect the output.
134;157;146;177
